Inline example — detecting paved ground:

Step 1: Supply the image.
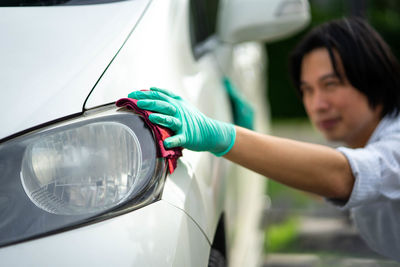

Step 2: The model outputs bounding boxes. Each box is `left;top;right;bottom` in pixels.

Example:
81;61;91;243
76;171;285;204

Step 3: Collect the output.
262;120;400;267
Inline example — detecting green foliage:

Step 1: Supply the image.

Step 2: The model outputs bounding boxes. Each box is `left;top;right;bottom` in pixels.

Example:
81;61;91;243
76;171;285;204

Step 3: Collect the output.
368;0;400;61
265;217;299;252
266;32;307;119
264;179;313;253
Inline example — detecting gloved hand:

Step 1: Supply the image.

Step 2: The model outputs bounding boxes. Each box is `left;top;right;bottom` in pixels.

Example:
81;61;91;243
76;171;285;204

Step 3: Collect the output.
128;87;236;156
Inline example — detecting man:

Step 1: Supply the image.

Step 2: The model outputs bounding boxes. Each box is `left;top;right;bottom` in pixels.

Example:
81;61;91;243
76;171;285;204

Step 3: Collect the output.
128;18;400;261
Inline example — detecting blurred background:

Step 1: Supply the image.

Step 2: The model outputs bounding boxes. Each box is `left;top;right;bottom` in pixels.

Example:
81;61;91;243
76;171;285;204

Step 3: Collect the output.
263;1;400;266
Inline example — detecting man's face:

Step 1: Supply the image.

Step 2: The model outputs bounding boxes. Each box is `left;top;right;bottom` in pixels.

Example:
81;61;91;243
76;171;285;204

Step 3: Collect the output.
300;48;382;148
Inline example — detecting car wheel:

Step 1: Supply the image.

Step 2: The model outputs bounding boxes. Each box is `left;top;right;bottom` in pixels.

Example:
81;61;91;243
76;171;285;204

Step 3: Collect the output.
208;248;226;267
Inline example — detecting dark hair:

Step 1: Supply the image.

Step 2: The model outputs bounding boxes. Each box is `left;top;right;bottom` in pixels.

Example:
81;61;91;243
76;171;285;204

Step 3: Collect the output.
289;17;400;117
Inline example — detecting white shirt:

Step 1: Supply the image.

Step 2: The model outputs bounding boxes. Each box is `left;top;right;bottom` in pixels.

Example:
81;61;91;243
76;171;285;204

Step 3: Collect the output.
335;114;400;261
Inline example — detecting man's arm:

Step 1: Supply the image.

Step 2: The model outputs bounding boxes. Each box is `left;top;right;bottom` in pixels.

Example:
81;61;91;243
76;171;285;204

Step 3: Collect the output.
224;126;355;200
128;88;355;200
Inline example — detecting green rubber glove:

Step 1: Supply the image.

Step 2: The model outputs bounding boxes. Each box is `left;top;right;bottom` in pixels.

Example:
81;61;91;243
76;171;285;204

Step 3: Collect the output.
128;87;236;156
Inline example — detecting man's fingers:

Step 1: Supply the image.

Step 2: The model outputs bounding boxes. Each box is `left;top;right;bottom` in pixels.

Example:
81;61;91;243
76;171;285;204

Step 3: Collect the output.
150;87;182;100
128;90;171;101
164;134;185;149
148;113;182;132
137;100;176;116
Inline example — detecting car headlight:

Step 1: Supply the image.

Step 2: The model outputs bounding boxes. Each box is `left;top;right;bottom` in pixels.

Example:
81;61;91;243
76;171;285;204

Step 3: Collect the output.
0;106;166;247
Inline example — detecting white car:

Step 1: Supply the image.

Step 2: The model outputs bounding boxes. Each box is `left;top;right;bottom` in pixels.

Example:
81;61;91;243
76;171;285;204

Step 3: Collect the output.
0;0;309;266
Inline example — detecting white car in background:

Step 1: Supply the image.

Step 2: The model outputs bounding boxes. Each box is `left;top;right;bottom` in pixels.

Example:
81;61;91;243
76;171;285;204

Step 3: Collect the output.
0;0;309;266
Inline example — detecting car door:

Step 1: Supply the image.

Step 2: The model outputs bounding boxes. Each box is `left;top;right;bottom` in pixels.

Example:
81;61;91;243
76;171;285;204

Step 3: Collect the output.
184;1;269;266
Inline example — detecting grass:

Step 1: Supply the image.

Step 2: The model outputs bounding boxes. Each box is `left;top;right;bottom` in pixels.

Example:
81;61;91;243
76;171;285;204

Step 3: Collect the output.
264;179;313;253
265;216;299;253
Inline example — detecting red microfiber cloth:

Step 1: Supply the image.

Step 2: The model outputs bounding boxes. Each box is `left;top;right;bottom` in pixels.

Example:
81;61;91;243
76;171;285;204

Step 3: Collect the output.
116;97;183;174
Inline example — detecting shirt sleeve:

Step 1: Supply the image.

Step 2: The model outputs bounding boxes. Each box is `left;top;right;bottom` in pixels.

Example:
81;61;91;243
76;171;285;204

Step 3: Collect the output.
331;134;400;210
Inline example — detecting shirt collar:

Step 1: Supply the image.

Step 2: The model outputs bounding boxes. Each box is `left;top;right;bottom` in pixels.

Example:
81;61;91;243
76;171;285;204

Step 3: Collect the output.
367;114;400;145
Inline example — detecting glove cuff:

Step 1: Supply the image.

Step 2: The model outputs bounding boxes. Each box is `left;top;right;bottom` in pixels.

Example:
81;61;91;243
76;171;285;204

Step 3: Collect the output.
212;124;236;157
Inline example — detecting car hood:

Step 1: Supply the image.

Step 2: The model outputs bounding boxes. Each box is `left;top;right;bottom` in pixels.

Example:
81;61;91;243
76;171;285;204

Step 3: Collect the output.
0;0;150;140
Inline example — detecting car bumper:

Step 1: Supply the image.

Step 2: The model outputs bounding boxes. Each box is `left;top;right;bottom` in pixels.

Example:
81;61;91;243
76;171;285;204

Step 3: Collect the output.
0;200;210;267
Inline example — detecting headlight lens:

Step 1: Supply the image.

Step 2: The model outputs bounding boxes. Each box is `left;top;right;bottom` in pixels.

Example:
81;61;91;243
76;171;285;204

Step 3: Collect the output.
21;122;142;215
0;107;166;247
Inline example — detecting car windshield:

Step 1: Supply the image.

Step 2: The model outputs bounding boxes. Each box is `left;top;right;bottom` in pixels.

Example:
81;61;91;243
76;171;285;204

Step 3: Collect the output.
1;0;127;6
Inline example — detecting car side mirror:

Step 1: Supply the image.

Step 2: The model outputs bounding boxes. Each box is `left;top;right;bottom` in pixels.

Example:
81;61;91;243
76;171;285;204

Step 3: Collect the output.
217;0;310;44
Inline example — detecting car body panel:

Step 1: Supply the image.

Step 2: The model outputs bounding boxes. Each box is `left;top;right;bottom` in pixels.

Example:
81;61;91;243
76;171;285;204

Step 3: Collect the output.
220;43;271;267
0;0;150;140
85;0;233;243
0;200;210;267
